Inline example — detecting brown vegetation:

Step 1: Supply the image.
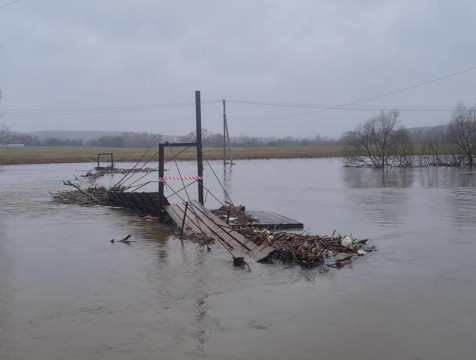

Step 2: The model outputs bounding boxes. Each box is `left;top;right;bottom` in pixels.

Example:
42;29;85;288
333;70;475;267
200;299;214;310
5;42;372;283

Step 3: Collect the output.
0;145;347;165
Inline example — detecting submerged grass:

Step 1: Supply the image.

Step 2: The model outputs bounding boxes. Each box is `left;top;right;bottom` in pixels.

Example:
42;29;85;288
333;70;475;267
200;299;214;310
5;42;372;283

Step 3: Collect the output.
0;145;347;165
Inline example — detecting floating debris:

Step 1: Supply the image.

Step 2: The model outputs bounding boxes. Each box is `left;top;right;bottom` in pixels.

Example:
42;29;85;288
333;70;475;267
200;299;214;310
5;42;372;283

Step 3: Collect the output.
176;229;215;247
110;234;135;245
144;215;160;222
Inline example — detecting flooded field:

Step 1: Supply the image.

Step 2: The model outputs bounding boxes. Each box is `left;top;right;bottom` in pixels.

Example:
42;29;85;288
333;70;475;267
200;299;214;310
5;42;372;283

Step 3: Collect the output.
1;158;476;360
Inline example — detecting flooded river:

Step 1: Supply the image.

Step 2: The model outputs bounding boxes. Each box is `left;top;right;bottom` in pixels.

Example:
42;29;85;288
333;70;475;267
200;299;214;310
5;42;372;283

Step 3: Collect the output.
1;159;475;359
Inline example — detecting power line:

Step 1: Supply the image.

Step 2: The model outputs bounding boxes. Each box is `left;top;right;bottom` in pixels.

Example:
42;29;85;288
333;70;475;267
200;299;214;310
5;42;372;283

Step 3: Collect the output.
228;64;476;117
0;0;23;10
3;100;221;117
345;65;476;105
227;101;456;112
5;101;195;113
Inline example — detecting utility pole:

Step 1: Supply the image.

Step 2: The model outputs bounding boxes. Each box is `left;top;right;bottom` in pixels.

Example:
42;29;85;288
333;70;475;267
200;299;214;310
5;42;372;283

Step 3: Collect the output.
223;99;226;167
222;99;233;167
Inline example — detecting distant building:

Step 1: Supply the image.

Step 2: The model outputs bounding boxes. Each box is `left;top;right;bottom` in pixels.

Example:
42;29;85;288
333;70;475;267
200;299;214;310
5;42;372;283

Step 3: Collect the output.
1;144;25;148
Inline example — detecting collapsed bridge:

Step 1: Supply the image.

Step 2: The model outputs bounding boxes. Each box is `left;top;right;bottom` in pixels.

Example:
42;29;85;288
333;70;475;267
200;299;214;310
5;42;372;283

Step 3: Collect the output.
52;91;374;269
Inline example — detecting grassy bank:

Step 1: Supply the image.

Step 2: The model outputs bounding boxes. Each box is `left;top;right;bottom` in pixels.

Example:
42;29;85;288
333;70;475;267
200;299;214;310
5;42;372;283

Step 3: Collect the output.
0;146;347;165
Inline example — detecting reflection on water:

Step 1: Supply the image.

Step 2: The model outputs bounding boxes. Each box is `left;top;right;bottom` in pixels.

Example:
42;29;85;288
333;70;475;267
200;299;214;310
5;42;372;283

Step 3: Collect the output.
342;167;415;188
341;168;413;228
222;166;233;205
447;187;476;228
1;160;476;360
417;167;476;188
349;188;410;228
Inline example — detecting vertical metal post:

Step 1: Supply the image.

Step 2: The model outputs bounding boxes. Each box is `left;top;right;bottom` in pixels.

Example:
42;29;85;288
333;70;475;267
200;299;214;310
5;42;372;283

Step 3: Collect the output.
223;99;226;167
195;91;204;204
158;143;165;221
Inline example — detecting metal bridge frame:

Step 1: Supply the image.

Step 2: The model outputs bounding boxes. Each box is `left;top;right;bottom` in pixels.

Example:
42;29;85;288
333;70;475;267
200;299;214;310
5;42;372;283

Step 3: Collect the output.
158;91;204;221
96;153;114;170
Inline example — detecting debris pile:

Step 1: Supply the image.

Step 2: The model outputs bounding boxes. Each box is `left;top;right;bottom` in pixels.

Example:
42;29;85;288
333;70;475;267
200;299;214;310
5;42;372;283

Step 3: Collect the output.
82;167;156;182
270;234;375;267
212;206;376;269
258;230;375;268
212;204;255;225
50;181;111;206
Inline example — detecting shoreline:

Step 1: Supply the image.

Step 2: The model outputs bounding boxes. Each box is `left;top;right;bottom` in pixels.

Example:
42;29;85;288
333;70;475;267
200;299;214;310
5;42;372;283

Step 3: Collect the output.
0;145;347;166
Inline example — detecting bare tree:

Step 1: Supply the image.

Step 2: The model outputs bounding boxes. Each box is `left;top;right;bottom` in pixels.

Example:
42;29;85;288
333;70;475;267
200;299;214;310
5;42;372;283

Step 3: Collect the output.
0;90;10;146
344;109;411;168
421;126;460;167
0;123;10;145
390;126;412;167
447;102;476;167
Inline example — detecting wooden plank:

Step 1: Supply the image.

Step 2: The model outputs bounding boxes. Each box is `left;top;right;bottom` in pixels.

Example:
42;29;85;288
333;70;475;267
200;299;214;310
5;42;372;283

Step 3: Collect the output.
174;203;204;233
191;201;275;262
164;205;182;225
167;201;277;262
189;204;246;258
165;204;203;234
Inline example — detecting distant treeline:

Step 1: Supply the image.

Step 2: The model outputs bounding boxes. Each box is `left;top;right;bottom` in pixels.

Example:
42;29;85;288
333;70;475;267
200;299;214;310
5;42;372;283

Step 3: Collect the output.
7;132;163;148
7;130;343;148
179;129;343;148
7;124;465;154
7;134;85;146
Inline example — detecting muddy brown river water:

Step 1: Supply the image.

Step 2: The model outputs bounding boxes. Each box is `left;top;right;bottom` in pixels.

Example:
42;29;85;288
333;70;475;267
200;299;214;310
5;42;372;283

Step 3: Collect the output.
1;159;475;359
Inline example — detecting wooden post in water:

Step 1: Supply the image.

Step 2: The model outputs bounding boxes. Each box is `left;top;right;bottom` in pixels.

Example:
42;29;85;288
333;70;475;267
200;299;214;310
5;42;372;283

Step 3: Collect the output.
158;143;165;221
222;99;233;167
195;91;204;204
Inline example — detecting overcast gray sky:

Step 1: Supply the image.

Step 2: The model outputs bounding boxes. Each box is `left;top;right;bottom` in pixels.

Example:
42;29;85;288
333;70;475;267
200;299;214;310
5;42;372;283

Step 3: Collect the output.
1;0;476;137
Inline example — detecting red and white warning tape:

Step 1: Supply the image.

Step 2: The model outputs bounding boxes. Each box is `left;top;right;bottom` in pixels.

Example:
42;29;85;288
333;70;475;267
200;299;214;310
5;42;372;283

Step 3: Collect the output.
159;176;202;182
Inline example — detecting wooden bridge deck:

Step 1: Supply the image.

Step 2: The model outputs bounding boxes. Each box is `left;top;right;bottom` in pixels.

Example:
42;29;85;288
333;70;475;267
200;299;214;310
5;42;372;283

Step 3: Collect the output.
165;201;276;262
